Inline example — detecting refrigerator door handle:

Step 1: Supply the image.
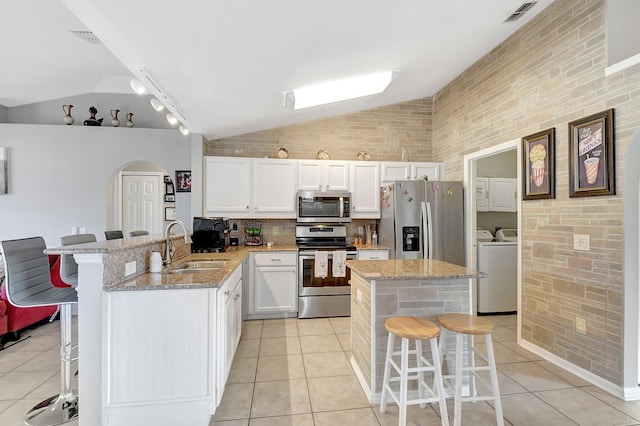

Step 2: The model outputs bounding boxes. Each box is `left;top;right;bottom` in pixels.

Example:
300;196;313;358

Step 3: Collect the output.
421;201;433;259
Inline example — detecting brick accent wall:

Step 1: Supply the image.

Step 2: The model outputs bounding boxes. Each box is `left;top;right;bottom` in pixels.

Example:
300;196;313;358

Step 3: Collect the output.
204;98;433;162
432;0;640;385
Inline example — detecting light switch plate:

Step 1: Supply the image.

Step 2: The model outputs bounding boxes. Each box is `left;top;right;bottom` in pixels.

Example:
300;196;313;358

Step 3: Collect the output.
125;261;136;276
574;234;590;251
576;317;587;335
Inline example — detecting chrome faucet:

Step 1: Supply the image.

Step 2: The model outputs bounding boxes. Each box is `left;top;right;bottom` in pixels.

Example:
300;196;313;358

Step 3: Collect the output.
164;220;191;266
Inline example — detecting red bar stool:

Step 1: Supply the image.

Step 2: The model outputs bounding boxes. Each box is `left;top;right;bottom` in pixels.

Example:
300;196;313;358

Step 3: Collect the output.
437;313;503;426
380;316;449;426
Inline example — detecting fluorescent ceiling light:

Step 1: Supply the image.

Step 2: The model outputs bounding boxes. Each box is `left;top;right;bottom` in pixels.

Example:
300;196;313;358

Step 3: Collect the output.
166;113;178;125
284;71;394;110
150;98;165;112
179;125;190;136
130;78;147;95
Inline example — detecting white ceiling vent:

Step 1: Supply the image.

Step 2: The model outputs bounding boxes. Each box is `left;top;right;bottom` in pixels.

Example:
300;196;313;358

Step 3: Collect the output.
70;30;103;45
504;2;537;22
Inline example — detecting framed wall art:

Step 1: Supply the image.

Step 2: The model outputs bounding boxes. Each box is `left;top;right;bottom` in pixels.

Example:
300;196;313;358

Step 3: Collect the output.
175;170;191;192
522;128;555;200
164;194;175;202
165;207;176;221
165;182;175;195
568;109;615;197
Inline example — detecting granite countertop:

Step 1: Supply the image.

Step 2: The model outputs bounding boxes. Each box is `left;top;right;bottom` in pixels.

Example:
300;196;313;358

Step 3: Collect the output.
346;258;486;281
106;244;299;291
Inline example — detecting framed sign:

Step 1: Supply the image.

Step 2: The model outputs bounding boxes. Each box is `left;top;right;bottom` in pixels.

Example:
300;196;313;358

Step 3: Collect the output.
568;109;615;197
165;207;176;221
175;170;192;192
165;182;175;195
522;128;555;200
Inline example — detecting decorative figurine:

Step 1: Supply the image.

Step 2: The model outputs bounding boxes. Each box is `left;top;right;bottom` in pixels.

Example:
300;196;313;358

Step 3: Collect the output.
83;106;103;126
110;109;120;127
62;104;75;125
126;112;134;128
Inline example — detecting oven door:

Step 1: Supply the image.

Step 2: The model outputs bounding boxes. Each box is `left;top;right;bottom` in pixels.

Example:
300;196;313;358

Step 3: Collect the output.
298;252;356;296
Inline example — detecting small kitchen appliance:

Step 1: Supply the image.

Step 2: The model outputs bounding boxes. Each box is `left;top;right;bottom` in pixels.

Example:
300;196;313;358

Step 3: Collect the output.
296;190;351;223
191;217;229;253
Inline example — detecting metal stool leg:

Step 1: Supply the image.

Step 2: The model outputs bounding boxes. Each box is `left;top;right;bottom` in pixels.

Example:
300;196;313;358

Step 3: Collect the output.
25;303;78;426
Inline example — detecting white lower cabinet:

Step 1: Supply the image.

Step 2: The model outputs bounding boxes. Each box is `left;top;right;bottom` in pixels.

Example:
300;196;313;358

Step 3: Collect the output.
249;252;298;318
357;249;390;260
216;265;243;406
104;264;243;425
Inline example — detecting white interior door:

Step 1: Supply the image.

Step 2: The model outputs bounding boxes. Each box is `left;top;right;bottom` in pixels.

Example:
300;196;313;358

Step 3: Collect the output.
122;173;163;235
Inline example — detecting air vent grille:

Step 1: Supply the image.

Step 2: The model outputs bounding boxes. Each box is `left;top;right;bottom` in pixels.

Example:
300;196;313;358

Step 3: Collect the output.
70;30;103;45
504;2;537;22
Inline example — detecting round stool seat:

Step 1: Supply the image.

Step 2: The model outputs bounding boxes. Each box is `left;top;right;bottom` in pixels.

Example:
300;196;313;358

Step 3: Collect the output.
438;313;493;335
385;316;440;340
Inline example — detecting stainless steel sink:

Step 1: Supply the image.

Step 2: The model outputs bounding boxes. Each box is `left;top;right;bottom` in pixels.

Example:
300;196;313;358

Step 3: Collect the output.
165;259;229;274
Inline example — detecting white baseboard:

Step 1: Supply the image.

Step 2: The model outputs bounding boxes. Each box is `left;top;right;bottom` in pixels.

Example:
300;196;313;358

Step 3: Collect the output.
519;339;631;400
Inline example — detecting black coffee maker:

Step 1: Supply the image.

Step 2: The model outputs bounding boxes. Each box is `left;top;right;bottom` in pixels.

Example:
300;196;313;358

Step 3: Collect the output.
191;217;229;253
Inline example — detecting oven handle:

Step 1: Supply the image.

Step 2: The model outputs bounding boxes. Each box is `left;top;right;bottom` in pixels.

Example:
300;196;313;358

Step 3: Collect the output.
298;253;357;260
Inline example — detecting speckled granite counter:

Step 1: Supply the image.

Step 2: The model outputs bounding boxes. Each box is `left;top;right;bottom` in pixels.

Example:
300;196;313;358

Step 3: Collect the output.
347;258;485;403
45;234;297;291
346;258;486;281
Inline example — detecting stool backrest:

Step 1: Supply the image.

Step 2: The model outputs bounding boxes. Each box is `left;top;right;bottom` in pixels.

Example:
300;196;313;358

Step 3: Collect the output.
104;230;124;240
129;230;149;237
60;234;97;285
0;237;52;307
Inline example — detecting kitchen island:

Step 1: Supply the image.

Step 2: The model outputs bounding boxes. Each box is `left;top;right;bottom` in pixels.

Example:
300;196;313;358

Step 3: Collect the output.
345;258;486;403
44;236;297;426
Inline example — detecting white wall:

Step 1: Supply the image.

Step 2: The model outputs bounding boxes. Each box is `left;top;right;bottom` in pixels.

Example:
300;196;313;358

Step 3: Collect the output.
0;123;193;246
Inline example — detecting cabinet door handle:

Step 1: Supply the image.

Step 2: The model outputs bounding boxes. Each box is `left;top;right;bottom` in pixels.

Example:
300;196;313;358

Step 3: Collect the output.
225;290;230;296
246;206;250;209
370;256;378;260
271;259;282;263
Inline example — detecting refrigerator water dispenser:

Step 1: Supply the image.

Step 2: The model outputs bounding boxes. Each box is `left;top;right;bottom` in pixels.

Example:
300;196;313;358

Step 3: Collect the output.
402;226;420;252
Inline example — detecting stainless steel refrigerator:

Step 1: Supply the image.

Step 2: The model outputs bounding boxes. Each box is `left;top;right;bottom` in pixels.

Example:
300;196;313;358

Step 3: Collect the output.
379;180;465;266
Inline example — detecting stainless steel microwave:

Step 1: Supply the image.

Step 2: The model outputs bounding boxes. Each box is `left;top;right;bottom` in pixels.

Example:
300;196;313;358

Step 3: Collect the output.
296;190;351;223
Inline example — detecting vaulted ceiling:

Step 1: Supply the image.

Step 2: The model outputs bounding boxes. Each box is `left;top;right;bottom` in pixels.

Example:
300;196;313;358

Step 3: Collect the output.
1;0;554;139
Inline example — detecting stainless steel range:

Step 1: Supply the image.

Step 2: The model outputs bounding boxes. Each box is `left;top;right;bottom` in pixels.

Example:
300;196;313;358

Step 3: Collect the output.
296;224;356;318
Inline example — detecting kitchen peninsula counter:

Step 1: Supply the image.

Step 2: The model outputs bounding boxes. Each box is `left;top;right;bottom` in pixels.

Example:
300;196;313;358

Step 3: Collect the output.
346;258;486;403
44;236;298;426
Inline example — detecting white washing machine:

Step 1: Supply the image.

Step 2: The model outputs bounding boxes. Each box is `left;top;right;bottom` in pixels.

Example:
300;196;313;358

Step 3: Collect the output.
476;229;517;315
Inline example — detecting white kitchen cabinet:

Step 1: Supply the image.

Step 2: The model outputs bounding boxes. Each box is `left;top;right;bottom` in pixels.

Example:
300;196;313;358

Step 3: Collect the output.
357;249;389;260
205;157;252;217
298;160;349;191
216;265;243;406
380;161;443;183
205;156;297;219
249;252;297;318
488;178;518;212
475;177;489;212
253;158;297;217
350;162;380;219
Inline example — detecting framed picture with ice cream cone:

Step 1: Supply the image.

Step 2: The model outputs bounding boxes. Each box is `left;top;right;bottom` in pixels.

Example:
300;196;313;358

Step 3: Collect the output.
522;128;555;200
568;109;615;198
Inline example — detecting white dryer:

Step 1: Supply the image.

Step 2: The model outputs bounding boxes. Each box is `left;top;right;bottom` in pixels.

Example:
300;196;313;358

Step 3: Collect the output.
476;229;517;315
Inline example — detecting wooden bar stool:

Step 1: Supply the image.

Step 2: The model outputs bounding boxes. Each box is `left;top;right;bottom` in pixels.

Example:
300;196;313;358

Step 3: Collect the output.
380;316;449;426
437;313;503;426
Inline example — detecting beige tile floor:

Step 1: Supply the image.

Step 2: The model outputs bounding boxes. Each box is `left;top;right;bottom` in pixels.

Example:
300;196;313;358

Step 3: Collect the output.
1;315;640;425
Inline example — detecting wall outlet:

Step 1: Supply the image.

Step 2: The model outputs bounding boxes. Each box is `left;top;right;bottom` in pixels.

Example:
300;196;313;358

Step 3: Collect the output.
576;316;587;335
574;234;590;251
125;261;136;276
356;288;363;302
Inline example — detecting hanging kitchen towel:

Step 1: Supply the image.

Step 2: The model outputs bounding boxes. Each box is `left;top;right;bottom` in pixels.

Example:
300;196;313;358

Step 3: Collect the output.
314;251;328;278
332;250;347;278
